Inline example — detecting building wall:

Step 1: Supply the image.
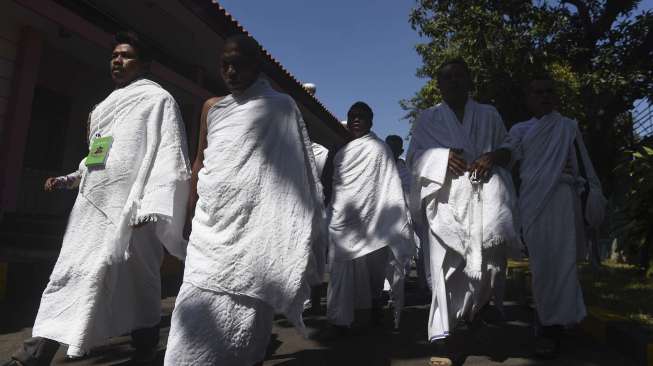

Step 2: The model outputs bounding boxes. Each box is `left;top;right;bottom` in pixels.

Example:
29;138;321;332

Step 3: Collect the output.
16;43;112;216
1;0;344;217
0;11;19;144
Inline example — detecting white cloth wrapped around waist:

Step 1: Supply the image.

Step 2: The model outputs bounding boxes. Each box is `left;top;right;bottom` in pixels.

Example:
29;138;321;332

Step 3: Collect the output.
428;168;518;279
183;78;326;334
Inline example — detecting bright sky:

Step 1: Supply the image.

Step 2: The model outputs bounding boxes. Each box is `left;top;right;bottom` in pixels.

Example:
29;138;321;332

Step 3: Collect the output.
218;1;653;141
218;0;423;142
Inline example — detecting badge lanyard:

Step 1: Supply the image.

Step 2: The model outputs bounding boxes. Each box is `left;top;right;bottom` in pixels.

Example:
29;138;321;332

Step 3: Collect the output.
85;88;123;168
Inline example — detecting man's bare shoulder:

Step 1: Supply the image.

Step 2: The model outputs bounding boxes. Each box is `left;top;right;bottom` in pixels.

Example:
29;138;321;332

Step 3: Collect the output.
203;96;226;111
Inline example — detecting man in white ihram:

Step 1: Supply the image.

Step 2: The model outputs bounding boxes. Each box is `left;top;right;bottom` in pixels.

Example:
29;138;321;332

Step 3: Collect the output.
164;35;326;366
325;101;415;333
407;58;519;365
504;75;606;358
3;31;191;366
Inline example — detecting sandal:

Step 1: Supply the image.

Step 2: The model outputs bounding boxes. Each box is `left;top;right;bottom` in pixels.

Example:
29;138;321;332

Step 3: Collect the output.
429;356;453;366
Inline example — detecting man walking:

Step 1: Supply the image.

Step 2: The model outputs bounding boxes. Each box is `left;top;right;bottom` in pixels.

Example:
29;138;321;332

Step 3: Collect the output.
3;31;191;365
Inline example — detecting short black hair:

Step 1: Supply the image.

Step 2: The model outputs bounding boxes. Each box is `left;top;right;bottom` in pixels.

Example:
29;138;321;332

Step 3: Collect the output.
224;34;263;66
348;101;374;120
113;31;151;62
385;135;403;146
523;72;555;94
436;57;471;81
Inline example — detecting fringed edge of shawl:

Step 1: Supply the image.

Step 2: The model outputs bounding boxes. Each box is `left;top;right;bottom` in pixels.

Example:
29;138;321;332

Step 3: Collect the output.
482;235;505;249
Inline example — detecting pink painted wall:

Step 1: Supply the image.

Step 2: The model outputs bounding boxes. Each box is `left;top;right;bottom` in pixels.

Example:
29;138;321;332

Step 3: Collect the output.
0;27;43;212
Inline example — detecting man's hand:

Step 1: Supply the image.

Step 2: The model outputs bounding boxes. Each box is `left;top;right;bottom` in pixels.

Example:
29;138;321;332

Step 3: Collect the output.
469;152;496;181
44;177;58;192
132;221;148;229
448;149;467;176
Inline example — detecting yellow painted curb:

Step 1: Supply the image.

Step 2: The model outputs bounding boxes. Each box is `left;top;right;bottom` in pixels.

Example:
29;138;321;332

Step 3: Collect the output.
507;259;530;270
582;306;653;365
587;306;628;323
581;307;629;345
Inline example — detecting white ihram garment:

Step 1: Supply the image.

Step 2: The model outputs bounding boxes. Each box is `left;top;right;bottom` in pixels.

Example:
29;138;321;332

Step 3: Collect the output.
32;79;191;356
396;158;412;196
326;132;415;327
166;79;326;365
505;112;605;325
407;99;519;341
312;142;329;177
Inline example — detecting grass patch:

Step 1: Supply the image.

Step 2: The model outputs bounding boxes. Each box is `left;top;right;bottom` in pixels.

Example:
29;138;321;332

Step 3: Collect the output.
579;261;653;328
507;259;653;328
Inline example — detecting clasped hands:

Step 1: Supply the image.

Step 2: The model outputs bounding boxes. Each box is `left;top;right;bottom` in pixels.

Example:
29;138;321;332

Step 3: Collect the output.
448;149;496;181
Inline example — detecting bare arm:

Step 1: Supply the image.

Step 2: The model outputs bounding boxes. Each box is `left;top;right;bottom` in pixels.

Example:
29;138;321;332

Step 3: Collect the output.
185;97;222;235
44;170;83;192
448;148;467;176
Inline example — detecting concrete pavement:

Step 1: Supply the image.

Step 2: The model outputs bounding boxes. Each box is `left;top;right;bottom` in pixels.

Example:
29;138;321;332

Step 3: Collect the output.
0;273;634;365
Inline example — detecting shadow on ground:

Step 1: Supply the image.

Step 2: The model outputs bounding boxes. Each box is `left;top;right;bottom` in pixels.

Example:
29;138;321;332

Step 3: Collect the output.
0;272;633;365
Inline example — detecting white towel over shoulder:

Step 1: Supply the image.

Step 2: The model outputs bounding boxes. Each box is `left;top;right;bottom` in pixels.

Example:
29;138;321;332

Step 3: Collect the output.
183;78;326;334
82;78;191;260
32;78;191;355
328;132;415;265
407;99;519;278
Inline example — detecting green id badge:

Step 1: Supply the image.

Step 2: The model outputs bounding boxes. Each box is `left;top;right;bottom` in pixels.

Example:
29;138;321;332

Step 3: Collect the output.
85;136;113;168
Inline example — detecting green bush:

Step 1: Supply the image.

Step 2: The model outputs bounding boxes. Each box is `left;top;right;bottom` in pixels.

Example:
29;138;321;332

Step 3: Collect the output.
614;143;653;277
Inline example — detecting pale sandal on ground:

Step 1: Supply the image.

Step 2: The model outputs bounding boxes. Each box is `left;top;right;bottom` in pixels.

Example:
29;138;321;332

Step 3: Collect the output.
429;356;453;366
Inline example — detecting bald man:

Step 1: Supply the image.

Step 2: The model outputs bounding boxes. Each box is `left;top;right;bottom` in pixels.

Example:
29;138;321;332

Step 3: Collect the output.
164;35;326;366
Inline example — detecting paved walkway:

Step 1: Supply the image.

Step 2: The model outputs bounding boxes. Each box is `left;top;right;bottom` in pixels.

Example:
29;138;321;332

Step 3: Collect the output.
0;278;632;365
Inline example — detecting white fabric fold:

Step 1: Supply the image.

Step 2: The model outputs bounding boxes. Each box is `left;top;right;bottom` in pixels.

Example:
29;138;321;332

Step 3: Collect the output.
503;112;606;234
81;78;191;262
407;99;520;341
32;78;190;355
183;78;326;334
395;158;412;195
327;132;415;327
312;142;329;177
327;132;415;263
504;112;606;326
407;99;520;278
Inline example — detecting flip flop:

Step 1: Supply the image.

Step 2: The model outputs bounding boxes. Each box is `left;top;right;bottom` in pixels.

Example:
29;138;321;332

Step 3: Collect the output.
429;356;453;366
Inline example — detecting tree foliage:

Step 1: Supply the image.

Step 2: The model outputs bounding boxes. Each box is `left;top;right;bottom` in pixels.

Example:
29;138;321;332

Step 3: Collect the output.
614;143;653;277
404;0;653;193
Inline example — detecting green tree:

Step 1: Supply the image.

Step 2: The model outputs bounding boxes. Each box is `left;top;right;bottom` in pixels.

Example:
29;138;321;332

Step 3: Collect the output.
404;0;653;194
614;142;653;276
